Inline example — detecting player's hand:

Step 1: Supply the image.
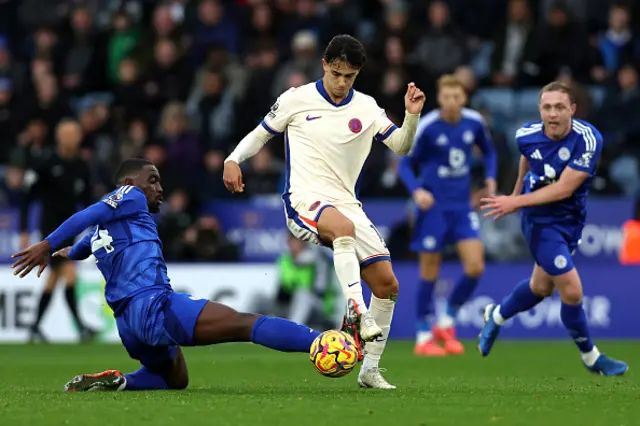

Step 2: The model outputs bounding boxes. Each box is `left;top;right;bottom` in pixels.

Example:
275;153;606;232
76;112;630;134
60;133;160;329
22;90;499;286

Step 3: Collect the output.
11;240;51;278
223;161;245;193
480;195;520;220
53;246;72;259
485;178;497;197
413;188;434;211
404;82;426;115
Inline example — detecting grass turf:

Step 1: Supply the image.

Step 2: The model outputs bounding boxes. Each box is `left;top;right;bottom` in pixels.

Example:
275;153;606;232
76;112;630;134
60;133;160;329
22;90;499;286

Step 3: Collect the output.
0;341;638;426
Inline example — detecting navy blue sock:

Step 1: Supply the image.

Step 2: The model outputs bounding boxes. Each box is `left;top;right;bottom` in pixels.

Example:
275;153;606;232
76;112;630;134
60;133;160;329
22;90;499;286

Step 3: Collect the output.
500;279;545;320
124;367;169;390
561;302;594;353
251;316;320;353
447;275;479;318
417;279;436;331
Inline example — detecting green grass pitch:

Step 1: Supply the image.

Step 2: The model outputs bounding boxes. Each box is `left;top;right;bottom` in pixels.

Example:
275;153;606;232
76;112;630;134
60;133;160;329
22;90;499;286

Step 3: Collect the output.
1;341;638;426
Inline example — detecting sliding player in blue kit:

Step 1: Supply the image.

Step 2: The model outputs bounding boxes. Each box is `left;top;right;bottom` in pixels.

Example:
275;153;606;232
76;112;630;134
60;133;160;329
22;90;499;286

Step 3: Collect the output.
11;159;329;391
398;75;497;356
479;82;628;376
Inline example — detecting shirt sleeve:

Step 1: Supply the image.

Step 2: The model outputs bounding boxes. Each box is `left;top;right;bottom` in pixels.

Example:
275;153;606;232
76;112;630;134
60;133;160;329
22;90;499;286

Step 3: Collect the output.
568;124;603;175
260;87;297;135
68;233;92;260
46;186;147;251
474;119;497;180
373;107;399;142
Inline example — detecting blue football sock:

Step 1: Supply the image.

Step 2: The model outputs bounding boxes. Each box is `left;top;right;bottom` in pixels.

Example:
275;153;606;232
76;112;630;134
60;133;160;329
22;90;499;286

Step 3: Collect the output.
416;279;436;326
447;274;480;318
561;302;594;353
500;279;545;320
124;366;169;391
251;316;320;353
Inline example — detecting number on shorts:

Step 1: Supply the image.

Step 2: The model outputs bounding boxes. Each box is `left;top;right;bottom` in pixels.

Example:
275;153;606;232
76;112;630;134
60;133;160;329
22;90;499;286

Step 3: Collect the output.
370;224;387;248
468;212;480;231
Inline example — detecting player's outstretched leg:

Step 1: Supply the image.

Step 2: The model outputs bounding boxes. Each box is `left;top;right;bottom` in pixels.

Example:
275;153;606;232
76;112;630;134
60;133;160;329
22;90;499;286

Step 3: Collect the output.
478;270;547;356
554;270;628;376
316;207;382;342
192;301;321;352
355;261;398;390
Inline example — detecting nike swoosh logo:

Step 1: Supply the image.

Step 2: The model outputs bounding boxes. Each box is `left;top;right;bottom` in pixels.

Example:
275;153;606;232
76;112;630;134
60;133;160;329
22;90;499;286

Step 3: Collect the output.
347;282;359;287
306;115;321;121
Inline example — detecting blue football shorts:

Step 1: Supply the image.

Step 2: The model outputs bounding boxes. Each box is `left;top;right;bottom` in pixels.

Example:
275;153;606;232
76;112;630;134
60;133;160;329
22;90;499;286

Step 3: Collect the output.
115;289;208;372
521;215;583;276
410;205;481;253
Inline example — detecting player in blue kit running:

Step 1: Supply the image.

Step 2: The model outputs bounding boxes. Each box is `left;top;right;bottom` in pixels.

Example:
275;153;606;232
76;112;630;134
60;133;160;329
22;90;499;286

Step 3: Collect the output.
11;159;359;391
478;81;628;376
398;75;497;356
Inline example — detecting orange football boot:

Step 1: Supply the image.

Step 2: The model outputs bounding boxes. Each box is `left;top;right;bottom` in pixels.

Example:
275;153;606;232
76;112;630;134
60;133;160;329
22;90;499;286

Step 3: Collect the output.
433;325;464;354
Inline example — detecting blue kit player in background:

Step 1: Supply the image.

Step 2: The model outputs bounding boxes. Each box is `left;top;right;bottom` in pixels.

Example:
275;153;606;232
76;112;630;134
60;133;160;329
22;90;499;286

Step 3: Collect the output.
398;75;497;357
11;159;332;391
479;82;628;376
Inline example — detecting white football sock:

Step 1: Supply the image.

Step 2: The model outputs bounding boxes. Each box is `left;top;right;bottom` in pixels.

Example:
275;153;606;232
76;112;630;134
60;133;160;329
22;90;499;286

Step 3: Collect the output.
581;346;601;367
492;305;505;325
362;295;395;370
333;236;367;313
437;314;455;329
416;331;433;345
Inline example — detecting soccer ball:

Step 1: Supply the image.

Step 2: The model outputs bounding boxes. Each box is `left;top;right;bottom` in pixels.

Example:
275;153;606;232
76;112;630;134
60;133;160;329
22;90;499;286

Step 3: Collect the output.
309;330;359;378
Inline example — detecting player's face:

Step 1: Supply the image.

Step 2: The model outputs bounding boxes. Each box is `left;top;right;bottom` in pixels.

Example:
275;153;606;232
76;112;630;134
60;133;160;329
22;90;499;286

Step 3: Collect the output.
539;90;576;140
437;86;466;115
322;59;359;99
135;165;164;213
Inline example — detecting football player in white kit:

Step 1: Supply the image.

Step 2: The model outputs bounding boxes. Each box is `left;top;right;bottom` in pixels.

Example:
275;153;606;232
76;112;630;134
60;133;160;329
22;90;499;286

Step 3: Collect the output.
223;35;425;389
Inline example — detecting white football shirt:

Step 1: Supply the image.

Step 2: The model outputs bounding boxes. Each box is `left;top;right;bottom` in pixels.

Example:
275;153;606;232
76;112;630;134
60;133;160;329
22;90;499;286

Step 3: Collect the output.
261;80;398;205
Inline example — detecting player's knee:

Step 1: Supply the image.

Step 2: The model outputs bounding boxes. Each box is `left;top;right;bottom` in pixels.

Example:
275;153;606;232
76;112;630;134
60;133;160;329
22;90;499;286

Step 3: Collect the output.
371;275;399;300
463;259;484;278
529;280;554;298
331;219;355;241
167;375;189;390
559;284;583;305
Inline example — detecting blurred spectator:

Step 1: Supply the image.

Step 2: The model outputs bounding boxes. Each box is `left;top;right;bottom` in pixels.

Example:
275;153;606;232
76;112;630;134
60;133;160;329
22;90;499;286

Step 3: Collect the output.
17;73;72;132
144;38;192;113
61;6;107;96
521;2;601;85
597;3;636;76
271;30;322;98
413;0;467;77
181;214;239;261
106;11;141;84
0;35;25;96
186;67;235;150
0;78;18;164
490;0;534;87
191;0;238;64
242;146;284;196
157;101;202;190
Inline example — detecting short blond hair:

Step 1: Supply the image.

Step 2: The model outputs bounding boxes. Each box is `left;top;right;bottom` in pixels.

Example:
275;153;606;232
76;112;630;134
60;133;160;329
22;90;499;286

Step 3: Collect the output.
539;81;575;104
437;74;465;92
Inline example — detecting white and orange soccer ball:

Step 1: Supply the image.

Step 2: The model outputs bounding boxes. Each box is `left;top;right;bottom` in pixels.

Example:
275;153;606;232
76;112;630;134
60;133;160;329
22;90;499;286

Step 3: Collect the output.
309;330;359;378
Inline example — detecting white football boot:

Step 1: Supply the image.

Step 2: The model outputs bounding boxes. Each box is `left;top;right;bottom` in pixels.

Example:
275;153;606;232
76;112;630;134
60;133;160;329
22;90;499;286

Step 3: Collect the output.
358;367;396;389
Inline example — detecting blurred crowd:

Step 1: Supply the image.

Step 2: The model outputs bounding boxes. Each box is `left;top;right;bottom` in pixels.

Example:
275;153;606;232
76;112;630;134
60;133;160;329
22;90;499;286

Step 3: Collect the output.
0;0;640;260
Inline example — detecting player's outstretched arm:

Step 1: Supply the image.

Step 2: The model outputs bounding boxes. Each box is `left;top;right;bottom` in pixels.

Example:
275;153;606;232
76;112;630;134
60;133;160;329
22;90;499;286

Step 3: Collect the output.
513;167;589;207
379;83;425;156
481;168;590;220
223;125;274;193
55;233;93;261
10;202;114;278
